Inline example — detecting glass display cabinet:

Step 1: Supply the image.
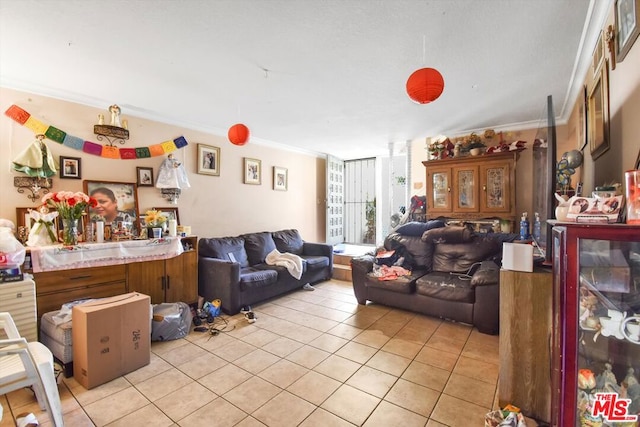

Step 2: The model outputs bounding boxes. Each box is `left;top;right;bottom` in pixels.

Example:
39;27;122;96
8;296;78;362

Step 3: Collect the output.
423;150;518;225
552;223;640;426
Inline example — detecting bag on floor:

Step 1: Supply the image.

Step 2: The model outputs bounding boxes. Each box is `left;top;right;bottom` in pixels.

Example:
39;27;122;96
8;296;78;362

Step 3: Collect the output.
151;302;193;341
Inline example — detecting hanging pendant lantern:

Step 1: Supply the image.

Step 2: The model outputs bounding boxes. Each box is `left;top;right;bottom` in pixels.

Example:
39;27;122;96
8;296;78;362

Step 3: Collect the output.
228;123;250;146
406;68;444;104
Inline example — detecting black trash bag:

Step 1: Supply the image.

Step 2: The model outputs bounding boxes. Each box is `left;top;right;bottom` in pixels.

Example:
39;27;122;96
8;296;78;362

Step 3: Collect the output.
151;302;193;341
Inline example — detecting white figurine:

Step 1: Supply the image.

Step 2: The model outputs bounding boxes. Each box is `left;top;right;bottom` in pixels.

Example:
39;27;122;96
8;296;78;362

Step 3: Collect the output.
156;153;190;190
26;208;59;246
109;104;122;127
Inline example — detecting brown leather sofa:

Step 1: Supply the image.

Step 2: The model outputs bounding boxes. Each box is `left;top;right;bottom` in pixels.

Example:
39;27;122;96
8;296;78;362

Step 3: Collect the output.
351;225;506;335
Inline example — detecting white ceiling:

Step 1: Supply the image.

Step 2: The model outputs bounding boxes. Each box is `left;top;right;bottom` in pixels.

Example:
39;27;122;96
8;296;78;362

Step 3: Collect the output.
0;0;610;160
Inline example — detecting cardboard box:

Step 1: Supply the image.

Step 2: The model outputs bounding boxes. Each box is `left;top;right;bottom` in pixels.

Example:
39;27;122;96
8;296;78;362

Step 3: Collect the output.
72;292;151;389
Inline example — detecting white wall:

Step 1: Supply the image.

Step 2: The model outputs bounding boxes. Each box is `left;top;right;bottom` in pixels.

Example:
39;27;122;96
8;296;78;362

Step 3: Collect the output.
1;88;326;241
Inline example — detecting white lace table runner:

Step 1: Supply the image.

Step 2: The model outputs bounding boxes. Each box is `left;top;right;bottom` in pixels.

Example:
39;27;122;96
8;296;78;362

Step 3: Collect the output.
30;237;184;273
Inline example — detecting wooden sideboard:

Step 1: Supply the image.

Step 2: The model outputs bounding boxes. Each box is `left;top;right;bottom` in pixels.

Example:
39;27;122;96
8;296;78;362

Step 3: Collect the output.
422;150;519;224
499;268;552;423
31;236;198;316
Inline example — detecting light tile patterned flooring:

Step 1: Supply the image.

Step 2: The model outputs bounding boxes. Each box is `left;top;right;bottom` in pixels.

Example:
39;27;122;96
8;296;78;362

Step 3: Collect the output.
1;279;508;426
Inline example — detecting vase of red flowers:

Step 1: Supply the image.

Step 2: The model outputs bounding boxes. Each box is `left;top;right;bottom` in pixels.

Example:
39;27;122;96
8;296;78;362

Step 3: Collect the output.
41;191;97;246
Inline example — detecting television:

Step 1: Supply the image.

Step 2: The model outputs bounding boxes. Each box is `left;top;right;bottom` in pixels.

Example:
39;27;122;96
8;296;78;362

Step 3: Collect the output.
532;95;557;265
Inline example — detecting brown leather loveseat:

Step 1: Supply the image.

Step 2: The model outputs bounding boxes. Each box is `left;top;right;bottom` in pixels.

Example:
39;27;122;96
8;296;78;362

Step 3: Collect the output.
351;225;505;335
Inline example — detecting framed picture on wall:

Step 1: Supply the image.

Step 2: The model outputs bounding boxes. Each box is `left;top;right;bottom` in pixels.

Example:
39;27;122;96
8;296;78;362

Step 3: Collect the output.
197;144;220;176
273;166;288;191
616;0;640;62
59;156;81;179
83;180;140;230
578;85;588;151
592;30;605;75
136;167;154;187
243;158;261;185
588;60;610;160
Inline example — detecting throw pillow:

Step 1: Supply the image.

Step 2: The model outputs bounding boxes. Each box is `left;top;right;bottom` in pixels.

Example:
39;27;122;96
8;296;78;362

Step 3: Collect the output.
421;225;473;244
272;229;304;254
242;232;277;266
198;237;249;267
395;220;445;237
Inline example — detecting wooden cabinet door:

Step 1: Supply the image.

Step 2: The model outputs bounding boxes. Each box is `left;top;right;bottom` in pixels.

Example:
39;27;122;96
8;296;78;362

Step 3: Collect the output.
165;251;198;304
499;269;552;423
452;165;479;214
480;160;512;214
127;259;165;304
426;166;452;215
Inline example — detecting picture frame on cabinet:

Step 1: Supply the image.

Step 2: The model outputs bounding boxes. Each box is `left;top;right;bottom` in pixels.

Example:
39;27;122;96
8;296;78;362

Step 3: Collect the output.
588;60;610;160
83;180;140;231
243;158;261;185
59;156;81;179
197;144;220;176
136;167;154;187
273;166;288;191
616;0;640;62
151;207;180;225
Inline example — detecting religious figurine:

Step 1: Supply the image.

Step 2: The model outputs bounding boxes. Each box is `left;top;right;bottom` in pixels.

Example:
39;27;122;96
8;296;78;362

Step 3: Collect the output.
97;113;105;125
109;104;122;127
156;153;190;190
26;207;58;246
12;134;57;177
596;363;620;393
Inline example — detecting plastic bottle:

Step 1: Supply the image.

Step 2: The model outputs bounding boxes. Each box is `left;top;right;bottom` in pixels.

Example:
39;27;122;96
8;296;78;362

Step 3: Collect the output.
519;212;530;240
533;212;541;241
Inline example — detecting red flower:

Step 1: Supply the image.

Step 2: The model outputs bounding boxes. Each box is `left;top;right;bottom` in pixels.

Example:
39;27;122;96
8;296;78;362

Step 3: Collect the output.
67;198;77;207
89;197;98;208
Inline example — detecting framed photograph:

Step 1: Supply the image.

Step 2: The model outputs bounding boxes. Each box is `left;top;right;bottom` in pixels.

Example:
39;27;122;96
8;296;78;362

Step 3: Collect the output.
243;158;261;185
592;30;605;75
59;156;81;179
578;85;588;151
588;60;610;161
273;166;288;191
616;0;640;62
197;143;220;176
83;180;140;230
151;207;180;225
136;167;154;187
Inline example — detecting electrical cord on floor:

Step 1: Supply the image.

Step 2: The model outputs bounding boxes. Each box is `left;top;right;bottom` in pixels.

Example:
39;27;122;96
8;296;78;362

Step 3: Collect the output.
205;315;235;338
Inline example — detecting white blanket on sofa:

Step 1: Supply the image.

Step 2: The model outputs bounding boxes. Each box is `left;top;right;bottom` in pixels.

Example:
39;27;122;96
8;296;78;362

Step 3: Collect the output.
265;249;303;280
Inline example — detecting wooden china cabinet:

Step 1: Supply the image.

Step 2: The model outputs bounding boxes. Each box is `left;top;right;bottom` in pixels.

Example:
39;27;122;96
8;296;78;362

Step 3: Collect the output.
422;150;519;225
551;223;640;426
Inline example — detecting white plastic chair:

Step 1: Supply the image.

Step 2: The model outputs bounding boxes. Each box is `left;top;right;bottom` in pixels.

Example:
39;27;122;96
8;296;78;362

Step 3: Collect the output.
0;312;64;426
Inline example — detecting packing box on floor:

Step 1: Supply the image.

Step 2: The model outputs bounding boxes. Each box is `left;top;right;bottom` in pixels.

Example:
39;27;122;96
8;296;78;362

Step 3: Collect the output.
72;292;151;389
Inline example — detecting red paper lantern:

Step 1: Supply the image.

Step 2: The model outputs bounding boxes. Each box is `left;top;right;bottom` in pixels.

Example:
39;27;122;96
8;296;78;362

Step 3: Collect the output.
406;68;444;104
228;123;250;145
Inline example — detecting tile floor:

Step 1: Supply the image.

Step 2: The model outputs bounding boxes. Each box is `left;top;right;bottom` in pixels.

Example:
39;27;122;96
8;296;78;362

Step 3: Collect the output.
1;279;516;426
